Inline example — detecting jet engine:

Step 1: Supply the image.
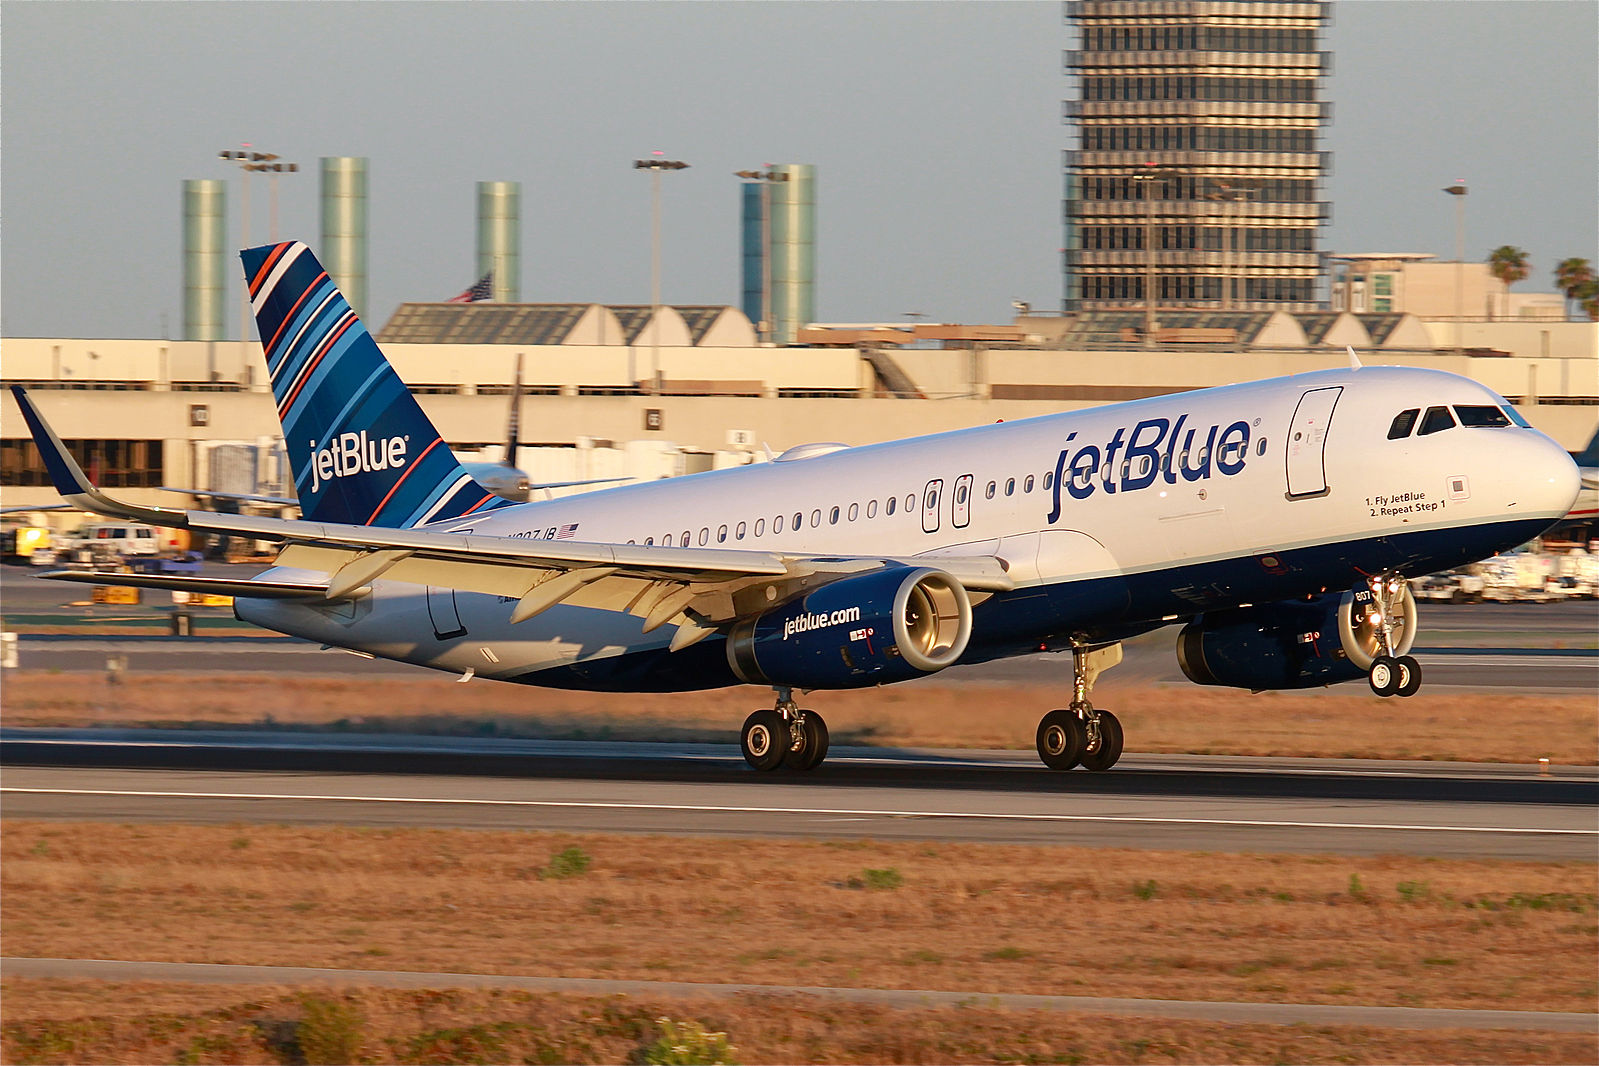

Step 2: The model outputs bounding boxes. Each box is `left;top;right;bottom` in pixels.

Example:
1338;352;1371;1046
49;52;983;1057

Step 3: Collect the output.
1175;584;1417;690
726;565;972;689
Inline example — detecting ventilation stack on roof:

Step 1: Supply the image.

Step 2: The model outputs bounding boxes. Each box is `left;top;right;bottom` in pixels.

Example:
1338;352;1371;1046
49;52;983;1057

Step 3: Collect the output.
320;157;369;320
477;181;520;303
181;179;227;342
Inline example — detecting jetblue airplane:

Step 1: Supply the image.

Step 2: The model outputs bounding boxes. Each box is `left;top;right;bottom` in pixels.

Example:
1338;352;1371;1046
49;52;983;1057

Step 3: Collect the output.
14;241;1581;773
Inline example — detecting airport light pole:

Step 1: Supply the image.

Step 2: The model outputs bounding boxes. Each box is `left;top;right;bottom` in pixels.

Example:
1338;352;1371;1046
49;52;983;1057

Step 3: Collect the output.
1207;179;1262;311
1132;163;1181;348
1442;181;1467;357
635;155;690;394
220;147;298;341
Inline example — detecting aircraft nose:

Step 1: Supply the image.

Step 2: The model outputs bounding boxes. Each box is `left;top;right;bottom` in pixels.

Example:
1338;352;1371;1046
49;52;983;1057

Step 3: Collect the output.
1519;432;1582;518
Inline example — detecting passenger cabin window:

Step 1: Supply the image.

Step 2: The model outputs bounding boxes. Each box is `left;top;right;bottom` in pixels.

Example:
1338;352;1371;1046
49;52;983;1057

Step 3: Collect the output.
1024;475;1035;493
1005;478;1016;496
736;521;746;540
755;518;766;536
1454;405;1512;428
1418;406;1456;436
774;515;784;534
887;497;896;516
717;524;728;543
829;506;839;525
848;503;859;521
1256;437;1268;456
1387;409;1421;439
986;480;996;499
867;500;877;518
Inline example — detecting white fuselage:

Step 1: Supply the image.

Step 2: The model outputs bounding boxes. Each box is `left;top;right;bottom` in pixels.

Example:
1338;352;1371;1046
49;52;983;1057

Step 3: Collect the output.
240;366;1580;689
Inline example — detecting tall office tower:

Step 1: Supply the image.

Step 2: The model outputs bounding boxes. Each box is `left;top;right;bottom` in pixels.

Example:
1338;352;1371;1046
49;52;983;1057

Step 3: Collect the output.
1062;0;1330;315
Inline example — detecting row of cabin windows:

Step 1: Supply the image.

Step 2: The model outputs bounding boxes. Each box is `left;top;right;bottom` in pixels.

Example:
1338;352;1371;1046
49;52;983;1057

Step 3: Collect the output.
627;437;1270;547
1387;404;1522;440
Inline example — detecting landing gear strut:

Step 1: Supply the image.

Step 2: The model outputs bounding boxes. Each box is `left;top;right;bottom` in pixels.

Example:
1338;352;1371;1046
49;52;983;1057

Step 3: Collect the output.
741;686;829;772
1364;575;1422;698
1036;643;1124;772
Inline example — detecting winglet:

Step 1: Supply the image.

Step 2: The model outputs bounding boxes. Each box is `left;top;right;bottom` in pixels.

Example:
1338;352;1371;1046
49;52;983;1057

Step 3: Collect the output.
1346;345;1364;370
9;386;190;527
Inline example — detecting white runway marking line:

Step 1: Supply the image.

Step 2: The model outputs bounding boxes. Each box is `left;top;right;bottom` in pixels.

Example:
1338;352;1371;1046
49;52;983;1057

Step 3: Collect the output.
4;787;1592;836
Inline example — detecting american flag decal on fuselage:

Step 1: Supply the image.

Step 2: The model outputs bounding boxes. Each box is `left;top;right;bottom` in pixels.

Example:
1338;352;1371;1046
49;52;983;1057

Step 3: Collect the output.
240;241;514;529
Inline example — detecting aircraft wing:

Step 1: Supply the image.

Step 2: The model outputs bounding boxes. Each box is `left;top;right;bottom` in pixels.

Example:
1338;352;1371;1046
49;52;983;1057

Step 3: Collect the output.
43;509;1012;649
199;511;1011;648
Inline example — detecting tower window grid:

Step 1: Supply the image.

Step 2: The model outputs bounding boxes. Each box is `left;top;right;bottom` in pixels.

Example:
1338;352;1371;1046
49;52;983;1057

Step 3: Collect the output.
1061;1;1331;315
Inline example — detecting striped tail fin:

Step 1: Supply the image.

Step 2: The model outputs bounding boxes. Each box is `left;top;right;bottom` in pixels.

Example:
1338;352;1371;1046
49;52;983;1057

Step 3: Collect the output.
242;241;512;528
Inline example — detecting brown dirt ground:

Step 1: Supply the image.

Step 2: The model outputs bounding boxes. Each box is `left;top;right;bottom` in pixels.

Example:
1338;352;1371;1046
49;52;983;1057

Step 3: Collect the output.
4;822;1594;1019
4;671;1595;763
3;980;1596;1065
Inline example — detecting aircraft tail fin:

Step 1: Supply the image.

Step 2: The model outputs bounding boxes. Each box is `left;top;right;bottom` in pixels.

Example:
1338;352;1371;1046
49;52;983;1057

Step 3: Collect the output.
505;352;523;467
1574;427;1599;469
242;241;511;528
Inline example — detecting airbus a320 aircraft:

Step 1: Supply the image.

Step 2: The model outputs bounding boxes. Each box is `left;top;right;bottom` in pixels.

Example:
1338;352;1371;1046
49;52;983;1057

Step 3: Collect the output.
14;241;1580;773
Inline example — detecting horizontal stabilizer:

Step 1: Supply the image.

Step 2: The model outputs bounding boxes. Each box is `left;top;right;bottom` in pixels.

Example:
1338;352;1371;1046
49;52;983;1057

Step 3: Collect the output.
37;570;334;601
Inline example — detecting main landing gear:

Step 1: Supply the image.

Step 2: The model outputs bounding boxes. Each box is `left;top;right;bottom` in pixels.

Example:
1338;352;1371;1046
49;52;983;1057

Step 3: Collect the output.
1036;642;1124;772
741;686;830;772
1363;575;1422;699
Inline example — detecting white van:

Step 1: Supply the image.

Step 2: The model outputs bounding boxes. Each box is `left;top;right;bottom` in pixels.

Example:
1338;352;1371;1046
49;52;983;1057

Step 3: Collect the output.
73;523;162;558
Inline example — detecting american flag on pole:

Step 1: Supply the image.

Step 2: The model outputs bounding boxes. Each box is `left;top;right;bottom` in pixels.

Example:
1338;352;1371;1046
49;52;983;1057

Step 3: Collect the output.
446;272;494;303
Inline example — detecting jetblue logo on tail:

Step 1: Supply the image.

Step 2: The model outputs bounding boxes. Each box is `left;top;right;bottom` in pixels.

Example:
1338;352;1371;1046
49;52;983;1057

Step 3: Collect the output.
308;432;409;495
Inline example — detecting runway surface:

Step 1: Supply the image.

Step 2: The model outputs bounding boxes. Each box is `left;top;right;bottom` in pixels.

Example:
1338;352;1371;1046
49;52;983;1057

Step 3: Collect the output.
4;957;1593;1033
5;735;1593;859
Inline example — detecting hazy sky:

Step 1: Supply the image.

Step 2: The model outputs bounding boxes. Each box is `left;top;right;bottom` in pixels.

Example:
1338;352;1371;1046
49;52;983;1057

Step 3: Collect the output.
2;0;1595;339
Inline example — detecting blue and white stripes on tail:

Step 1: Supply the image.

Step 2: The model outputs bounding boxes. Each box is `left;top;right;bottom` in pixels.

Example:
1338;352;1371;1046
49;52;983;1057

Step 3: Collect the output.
241;241;512;528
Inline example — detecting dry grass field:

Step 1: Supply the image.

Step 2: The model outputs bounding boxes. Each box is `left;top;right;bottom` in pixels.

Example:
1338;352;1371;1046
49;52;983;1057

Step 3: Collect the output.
5;979;1597;1065
5;670;1597;763
4;822;1594;1011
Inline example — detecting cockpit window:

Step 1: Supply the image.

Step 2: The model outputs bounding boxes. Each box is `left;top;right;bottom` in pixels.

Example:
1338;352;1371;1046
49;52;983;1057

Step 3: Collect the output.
1417;406;1456;436
1454;405;1512;428
1504;406;1532;428
1387;409;1420;439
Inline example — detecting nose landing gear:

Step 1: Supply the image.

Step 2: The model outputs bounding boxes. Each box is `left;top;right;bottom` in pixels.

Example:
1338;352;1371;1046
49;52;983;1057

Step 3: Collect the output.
1363;575;1422;698
1035;642;1124;771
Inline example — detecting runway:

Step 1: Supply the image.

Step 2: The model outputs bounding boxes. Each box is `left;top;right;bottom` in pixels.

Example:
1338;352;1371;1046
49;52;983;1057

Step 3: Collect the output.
5;734;1593;859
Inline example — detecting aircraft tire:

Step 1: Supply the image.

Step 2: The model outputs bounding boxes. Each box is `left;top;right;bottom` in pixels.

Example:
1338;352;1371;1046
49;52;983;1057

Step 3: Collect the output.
1368;656;1400;697
1036;709;1086;771
741;710;788;771
1078;710;1124;772
1395;655;1423;697
783;712;830;771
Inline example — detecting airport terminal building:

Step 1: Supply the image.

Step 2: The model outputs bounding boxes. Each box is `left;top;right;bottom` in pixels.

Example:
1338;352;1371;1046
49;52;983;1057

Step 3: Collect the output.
3;311;1594;519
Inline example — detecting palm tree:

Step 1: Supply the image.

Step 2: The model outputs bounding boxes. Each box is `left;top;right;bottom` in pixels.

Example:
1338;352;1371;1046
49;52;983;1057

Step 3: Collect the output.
1553;257;1594;320
1486;246;1530;320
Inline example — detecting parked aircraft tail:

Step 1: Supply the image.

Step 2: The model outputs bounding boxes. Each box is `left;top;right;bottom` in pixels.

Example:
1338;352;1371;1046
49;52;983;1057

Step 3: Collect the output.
242;241;510;527
1574;427;1599;469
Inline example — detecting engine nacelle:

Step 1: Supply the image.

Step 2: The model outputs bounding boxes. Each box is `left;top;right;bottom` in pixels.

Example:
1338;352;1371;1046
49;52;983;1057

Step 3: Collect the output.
1176;585;1417;691
726;565;972;689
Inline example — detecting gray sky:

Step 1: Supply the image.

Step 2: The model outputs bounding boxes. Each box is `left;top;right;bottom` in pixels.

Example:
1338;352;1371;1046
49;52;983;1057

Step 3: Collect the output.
2;0;1595;339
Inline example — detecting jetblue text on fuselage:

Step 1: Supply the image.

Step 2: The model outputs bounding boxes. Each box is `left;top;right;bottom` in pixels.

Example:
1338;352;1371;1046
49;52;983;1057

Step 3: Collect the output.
307;432;408;494
1047;414;1252;522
